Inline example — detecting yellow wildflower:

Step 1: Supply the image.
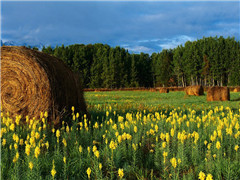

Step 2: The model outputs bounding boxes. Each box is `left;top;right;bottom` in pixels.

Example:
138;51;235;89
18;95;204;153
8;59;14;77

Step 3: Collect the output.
178;158;181;164
118;168;124;179
206;174;213;180
132;143;137;151
25;144;31;156
216;141;221;150
13;152;19;163
56;130;60;138
207;143;212;150
63;156;66;164
30;137;35;146
166;133;170;143
94;150;100;158
126;134;132;140
162;142;166;149
235;145;239;152
160;133;165;141
170;128;174;137
109;140;117;150
204;140;208;145
34;146;40;158
118;116;123;122
94;122;99;129
35;132;40;140
44;111;48;118
79;145;83;153
2;139;6;146
62;138;67;147
92;145;97;153
14;143;18;150
51;168;56;178
45;141;49;149
86;167;91;179
118;135;122;143
10;123;15;131
198;171;206;180
66;126;70;133
29;162;34;170
163;151;168;157
99;163;102;170
170;157;177;168
134;126;138;133
51;160;56;178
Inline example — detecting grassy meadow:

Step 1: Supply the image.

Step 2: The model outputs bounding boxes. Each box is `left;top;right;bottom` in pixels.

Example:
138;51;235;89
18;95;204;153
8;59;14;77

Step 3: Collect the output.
1;91;240;179
85;91;240;112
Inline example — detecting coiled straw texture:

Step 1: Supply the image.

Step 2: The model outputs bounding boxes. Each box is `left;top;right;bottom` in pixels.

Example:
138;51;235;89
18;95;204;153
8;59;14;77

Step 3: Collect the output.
1;46;87;125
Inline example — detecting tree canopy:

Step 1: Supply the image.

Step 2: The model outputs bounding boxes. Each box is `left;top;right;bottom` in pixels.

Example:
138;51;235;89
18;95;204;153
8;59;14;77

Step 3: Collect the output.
40;36;240;88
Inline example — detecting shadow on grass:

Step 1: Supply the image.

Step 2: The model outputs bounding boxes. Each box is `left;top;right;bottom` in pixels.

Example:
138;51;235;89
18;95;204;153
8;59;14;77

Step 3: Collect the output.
231;97;240;101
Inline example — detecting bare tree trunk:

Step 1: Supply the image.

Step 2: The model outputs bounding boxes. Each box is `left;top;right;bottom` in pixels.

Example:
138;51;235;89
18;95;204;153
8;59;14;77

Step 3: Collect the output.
196;76;198;85
182;76;185;87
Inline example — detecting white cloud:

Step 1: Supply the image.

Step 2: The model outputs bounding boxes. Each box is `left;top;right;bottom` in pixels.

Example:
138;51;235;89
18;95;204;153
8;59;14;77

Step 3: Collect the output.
123;45;153;53
137;38;161;43
158;35;196;50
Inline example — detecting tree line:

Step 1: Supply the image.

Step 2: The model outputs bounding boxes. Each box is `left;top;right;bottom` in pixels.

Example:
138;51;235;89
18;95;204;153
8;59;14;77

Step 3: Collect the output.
40;36;240;88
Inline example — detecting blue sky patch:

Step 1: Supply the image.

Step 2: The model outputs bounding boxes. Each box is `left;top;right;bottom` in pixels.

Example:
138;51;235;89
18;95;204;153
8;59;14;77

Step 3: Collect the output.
1;1;239;54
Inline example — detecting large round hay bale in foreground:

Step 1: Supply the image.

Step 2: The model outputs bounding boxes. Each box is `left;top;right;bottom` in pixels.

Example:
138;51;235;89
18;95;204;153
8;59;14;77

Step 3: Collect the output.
207;86;230;101
1;46;87;125
185;85;204;96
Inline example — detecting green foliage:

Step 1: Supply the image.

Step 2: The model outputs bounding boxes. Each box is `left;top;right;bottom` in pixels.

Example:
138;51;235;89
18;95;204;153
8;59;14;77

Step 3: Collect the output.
41;36;239;88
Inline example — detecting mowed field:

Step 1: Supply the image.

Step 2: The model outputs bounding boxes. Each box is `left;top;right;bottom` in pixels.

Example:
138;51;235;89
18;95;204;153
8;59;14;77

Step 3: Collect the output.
1;91;240;179
85;91;240;111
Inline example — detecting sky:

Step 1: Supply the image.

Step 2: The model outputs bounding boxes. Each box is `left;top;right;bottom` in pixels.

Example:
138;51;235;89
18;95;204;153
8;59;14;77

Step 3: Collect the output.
1;1;240;54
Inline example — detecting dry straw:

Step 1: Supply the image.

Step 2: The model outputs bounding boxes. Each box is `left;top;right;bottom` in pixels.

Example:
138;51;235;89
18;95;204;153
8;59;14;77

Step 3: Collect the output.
1;46;87;125
207;86;230;101
185;85;204;96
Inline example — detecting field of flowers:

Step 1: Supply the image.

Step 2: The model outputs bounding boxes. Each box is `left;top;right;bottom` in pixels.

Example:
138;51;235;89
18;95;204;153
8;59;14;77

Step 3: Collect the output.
1;91;240;179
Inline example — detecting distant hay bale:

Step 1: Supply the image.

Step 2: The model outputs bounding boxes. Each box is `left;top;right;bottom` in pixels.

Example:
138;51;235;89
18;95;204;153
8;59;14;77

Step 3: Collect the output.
185;85;204;96
233;87;240;92
158;87;169;93
149;88;157;92
1;46;87;125
207;86;230;101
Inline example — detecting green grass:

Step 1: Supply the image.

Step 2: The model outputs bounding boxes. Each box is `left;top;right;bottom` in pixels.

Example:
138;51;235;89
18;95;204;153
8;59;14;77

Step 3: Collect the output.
85;91;240;111
2;91;240;179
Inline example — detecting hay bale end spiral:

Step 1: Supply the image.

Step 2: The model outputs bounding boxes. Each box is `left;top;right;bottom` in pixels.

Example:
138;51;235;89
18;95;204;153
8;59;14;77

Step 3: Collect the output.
1;46;87;125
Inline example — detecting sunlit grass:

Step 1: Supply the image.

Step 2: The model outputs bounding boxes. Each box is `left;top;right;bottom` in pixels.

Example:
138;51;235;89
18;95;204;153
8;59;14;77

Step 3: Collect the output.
1;91;240;179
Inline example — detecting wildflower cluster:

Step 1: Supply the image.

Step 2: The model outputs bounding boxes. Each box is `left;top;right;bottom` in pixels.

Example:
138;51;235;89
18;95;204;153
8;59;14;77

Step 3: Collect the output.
1;103;240;179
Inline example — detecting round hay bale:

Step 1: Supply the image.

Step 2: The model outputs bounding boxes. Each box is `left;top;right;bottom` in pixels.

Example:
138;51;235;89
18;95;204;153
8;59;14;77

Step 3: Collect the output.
1;46;87;125
158;87;169;93
207;86;230;101
233;87;240;92
185;85;204;96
